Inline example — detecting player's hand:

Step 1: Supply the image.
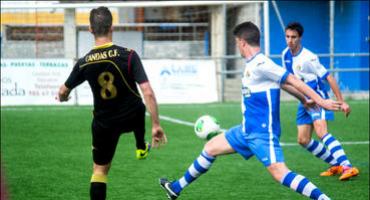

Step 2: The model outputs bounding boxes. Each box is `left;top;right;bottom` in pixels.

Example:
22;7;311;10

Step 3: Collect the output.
340;101;351;117
303;99;316;109
55;95;71;102
319;99;342;111
151;125;167;148
56;85;71;102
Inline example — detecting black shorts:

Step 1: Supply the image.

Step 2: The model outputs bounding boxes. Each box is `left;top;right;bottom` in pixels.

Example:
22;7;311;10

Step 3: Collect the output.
91;107;145;165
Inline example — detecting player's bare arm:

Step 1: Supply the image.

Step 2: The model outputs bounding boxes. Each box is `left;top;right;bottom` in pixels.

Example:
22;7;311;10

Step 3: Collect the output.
57;84;71;102
285;74;342;111
326;74;351;117
281;83;315;108
139;82;168;148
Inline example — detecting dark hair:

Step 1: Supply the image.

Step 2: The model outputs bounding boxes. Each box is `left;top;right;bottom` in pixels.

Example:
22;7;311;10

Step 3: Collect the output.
233;21;260;47
285;22;304;37
89;7;113;37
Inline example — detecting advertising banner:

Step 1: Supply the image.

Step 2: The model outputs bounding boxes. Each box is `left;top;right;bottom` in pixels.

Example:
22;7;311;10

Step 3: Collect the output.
143;59;218;104
75;59;219;104
1;59;74;106
1;59;218;106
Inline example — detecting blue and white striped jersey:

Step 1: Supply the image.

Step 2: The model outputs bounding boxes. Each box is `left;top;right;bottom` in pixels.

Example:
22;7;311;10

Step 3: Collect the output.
281;47;330;98
241;53;289;137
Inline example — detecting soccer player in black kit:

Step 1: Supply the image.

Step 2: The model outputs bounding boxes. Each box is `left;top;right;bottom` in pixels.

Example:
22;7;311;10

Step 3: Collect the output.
57;7;167;200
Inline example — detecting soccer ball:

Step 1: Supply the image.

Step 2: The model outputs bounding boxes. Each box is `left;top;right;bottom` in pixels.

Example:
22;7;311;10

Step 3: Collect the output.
194;115;221;140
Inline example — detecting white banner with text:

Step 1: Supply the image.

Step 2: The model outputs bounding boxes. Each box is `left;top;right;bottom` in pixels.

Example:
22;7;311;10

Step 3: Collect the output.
143;59;218;104
1;59;74;106
1;59;218;106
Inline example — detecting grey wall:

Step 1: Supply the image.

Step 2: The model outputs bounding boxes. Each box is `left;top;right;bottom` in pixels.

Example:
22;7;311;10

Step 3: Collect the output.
77;31;143;58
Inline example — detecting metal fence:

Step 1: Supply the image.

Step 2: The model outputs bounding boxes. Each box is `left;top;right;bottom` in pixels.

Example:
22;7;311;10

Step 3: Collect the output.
1;1;368;102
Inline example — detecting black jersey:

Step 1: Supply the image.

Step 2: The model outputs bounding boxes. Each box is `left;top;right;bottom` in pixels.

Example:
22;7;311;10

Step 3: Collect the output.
65;43;148;126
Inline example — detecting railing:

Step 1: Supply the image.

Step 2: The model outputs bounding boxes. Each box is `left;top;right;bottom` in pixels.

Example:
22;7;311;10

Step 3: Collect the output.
215;53;369;101
218;67;370;75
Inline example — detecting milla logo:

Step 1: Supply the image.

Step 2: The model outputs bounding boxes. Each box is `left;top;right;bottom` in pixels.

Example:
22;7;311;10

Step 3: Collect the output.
1;82;26;96
285;60;291;63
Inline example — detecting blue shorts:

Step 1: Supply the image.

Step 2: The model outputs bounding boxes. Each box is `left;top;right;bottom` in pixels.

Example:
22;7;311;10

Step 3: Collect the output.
296;103;334;125
225;125;284;167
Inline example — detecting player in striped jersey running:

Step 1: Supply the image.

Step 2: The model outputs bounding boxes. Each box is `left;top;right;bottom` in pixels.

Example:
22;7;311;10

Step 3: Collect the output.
159;21;345;200
281;22;359;180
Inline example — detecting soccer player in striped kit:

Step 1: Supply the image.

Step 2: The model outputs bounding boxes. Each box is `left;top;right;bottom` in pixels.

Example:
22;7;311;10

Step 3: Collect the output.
281;22;359;180
159;21;344;200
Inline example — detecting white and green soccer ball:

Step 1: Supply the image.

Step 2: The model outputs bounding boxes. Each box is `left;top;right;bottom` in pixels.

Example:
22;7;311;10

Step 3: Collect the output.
194;115;221;140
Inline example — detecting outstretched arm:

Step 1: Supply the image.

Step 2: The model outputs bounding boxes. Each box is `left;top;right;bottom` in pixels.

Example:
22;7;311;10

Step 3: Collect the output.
281;83;315;108
281;83;306;103
284;74;342;111
139;82;167;148
56;61;84;102
326;74;351;117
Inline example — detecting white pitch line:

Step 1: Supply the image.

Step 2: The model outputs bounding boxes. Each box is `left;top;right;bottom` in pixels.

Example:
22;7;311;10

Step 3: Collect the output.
156;114;369;146
159;114;195;127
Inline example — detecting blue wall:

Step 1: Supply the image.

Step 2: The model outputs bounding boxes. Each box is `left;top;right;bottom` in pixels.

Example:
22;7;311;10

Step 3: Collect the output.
334;1;369;90
266;1;369;91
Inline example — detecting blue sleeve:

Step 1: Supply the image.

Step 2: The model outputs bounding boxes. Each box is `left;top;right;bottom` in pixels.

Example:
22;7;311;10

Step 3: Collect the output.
320;71;330;80
279;71;290;84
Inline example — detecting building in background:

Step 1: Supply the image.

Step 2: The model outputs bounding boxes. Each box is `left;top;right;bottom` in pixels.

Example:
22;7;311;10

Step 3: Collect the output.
1;1;368;102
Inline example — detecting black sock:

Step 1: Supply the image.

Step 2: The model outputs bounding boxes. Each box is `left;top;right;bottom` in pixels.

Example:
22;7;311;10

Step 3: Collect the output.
134;129;146;150
90;182;106;200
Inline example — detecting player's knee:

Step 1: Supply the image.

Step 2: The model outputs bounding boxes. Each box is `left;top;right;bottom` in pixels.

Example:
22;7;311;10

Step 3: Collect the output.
268;167;283;181
204;141;217;157
268;163;289;181
314;129;327;139
313;121;328;136
314;127;324;135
